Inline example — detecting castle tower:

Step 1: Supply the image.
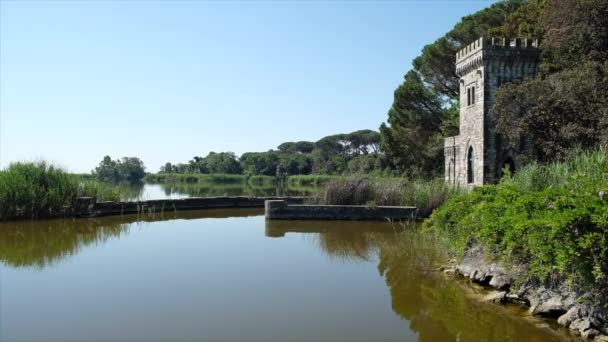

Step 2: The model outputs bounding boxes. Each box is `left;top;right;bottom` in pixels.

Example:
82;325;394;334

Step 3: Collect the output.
445;37;540;187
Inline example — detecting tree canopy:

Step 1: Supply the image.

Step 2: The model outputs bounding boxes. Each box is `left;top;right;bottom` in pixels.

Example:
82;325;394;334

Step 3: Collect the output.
93;156;146;182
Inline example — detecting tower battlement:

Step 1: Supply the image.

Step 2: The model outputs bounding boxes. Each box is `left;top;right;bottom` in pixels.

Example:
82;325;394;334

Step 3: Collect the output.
455;37;540;77
456;37;540;63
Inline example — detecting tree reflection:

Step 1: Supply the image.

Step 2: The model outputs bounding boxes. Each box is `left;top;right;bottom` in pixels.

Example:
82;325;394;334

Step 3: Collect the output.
0;209;262;268
375;228;571;342
265;220;400;261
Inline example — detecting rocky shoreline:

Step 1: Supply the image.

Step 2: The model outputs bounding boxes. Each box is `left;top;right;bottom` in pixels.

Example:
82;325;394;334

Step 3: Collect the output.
441;245;608;341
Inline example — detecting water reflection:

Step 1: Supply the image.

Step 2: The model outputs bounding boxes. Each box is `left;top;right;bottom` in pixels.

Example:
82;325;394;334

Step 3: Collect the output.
0;209;262;268
0;214;574;341
116;182;317;200
266;220;402;262
267;220;571;341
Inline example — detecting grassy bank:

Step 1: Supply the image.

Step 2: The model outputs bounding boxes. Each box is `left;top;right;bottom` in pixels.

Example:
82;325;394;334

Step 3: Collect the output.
287;175;339;187
247;175;278;187
313;177;458;218
425;149;608;292
145;173;338;188
0;161;124;220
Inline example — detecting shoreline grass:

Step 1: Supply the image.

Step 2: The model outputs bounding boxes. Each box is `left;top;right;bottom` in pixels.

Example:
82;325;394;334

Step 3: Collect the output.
0;161;125;220
143;173;247;184
425;148;608;292
312;176;459;218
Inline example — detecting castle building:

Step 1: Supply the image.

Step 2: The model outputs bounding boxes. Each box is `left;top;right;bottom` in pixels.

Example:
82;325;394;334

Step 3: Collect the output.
445;37;540;187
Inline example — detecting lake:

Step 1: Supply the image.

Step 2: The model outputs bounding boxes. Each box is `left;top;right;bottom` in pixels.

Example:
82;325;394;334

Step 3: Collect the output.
0;209;572;341
119;182;316;201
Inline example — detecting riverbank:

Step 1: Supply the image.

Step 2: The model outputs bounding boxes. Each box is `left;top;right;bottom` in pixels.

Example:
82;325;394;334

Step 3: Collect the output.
143;172;339;187
0;161;126;221
427;149;608;340
440;244;608;340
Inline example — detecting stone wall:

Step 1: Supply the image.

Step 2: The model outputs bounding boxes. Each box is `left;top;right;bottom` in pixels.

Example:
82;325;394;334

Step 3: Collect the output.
445;37;539;186
78;197;306;218
265;200;417;221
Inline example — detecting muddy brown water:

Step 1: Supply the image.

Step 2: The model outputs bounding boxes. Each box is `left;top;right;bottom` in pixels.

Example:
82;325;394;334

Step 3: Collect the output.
0;209;576;341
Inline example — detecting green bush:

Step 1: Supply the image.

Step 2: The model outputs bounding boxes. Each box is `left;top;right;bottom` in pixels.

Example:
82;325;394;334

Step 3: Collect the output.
425;149;608;291
0;161;123;220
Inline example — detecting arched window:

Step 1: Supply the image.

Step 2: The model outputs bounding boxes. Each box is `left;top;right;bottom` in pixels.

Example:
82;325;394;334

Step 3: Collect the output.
467;146;474;184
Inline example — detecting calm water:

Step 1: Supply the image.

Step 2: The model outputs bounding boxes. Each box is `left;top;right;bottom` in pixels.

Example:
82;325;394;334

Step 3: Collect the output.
0;211;573;342
120;182;315;201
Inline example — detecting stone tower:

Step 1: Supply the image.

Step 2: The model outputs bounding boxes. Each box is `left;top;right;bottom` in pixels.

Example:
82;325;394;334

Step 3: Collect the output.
445;37;540;187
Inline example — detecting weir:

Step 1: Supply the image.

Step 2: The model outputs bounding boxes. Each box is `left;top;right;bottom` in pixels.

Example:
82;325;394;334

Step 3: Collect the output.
265;200;417;221
68;196;306;218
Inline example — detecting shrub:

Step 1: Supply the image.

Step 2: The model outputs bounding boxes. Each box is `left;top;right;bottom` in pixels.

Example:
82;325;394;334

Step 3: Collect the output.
425;148;608;291
0;161;123;220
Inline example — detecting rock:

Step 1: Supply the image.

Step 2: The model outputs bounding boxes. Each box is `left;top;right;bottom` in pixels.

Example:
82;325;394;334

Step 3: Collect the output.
558;307;581;327
456;245;517;288
483;291;507;304
578;319;593;332
530;296;566;317
443;268;457;276
582;328;601;339
489;274;511;290
571;318;595;337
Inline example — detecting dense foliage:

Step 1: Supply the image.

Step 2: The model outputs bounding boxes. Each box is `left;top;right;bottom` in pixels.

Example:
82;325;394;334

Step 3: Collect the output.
494;0;608;162
156;129;388;178
93;156;146;182
0;161;123;220
425;149;608;291
380;0;608;177
380;0;528;178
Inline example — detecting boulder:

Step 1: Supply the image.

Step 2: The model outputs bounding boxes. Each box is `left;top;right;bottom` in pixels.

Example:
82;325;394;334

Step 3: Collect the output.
558;307;582;327
483;291;507;304
582;329;601;339
530;296;566;317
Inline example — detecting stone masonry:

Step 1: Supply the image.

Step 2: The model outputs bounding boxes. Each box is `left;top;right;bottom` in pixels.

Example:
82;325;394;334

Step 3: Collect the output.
445;37;540;187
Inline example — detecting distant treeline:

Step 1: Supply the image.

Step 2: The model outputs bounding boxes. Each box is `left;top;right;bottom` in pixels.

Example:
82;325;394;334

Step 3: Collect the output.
156;130;392;177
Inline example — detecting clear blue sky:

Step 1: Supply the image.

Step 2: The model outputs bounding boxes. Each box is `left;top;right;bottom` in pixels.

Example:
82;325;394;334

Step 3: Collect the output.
0;0;495;173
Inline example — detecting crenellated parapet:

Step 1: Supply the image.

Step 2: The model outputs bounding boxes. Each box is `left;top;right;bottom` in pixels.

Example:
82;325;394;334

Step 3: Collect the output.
455;37;540;77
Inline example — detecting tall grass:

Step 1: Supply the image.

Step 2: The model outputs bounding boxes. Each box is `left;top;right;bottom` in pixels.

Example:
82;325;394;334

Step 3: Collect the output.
287;175;339;187
0;161;123;220
313;176;459;218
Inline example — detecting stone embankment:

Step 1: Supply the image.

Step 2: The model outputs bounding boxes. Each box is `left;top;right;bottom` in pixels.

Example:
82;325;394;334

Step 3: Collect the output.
71;196;305;218
441;245;608;341
264;200;417;221
75;196;304;217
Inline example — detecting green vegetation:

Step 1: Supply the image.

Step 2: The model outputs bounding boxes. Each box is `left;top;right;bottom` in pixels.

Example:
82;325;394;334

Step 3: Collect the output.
144;173;247;184
380;0;608;177
154;129;387;179
0;161;124;220
247;175;278;187
287;175;338;187
425;149;608;291
313;177;458;218
93;156;146;182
